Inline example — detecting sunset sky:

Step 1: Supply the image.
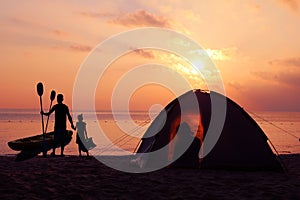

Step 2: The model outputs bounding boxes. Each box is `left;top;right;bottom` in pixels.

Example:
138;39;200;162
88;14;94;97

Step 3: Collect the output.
1;0;300;111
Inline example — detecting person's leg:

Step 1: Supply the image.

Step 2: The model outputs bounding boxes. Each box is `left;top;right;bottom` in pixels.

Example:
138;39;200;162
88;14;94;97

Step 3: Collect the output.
78;145;81;156
61;142;65;156
52;133;57;156
60;130;66;156
86;151;89;157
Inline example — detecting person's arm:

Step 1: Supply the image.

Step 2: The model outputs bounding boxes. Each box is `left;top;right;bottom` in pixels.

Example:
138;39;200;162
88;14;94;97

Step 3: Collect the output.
41;106;55;116
66;107;76;130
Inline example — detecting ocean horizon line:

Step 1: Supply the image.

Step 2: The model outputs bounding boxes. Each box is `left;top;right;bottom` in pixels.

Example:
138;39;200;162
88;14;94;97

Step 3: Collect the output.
0;108;157;113
1;107;300;113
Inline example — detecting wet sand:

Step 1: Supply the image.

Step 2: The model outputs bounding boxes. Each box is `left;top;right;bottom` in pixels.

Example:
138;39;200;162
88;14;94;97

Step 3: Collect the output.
0;154;299;200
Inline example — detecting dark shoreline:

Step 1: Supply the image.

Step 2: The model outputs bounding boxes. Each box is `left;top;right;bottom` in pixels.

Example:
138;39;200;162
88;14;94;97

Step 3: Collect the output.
0;154;299;200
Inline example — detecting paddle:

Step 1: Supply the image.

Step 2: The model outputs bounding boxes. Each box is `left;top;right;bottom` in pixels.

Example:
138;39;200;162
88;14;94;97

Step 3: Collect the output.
37;82;47;157
44;90;56;134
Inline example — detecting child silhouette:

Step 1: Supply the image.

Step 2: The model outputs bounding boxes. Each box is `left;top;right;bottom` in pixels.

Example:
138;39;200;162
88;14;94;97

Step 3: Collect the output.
76;114;89;156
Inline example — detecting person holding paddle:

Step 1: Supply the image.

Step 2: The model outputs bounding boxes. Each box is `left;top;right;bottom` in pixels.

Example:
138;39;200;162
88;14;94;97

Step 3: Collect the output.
41;94;76;156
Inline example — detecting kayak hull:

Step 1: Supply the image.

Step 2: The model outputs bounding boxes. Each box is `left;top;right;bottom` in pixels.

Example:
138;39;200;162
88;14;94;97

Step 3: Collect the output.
8;130;73;151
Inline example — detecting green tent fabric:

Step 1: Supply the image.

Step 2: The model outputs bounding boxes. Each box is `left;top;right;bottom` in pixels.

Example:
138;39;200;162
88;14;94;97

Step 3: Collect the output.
136;90;283;171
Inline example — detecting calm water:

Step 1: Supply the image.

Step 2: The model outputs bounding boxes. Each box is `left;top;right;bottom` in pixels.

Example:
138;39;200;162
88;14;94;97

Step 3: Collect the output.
0;109;299;156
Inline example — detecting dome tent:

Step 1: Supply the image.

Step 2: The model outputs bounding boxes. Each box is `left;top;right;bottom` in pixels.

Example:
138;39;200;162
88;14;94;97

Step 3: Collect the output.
135;89;283;171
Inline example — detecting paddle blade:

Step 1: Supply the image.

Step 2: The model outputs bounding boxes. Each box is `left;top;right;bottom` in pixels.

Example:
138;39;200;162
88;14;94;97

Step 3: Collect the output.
37;82;44;96
50;90;56;101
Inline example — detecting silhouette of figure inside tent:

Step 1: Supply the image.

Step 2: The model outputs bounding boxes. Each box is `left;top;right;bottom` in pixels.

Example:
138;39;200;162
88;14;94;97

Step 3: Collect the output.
172;122;201;168
76;114;90;156
41;94;76;156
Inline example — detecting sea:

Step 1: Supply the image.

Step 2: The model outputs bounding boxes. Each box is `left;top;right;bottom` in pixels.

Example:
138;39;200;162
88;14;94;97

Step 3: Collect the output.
0;109;299;156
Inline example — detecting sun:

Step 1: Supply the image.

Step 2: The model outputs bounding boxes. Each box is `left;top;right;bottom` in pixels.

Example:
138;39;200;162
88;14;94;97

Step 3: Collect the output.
149;50;208;90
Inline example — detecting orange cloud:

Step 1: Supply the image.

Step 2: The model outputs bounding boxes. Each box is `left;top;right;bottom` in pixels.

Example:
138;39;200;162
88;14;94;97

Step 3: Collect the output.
79;9;190;34
227;81;243;91
110;9;171;28
11;17;32;26
269;57;300;67
52;29;69;37
79;11;115;18
276;0;300;11
132;49;155;59
251;70;300;87
68;43;93;52
205;47;238;61
51;42;93;52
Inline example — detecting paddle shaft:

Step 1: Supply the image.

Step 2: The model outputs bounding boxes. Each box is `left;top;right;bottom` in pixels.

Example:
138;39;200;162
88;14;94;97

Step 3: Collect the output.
44;101;53;134
39;96;45;134
45;90;56;134
39;96;47;156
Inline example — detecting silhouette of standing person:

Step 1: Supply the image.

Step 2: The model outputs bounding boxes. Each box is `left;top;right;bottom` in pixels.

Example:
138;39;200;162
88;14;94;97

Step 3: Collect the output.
41;94;76;156
76;114;89;156
172;122;201;168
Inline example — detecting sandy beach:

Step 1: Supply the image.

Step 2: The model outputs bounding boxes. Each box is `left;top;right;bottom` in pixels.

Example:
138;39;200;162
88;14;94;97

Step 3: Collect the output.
0;154;299;200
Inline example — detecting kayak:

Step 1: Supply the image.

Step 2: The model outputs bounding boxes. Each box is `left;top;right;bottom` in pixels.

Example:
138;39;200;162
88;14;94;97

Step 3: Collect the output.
8;130;73;151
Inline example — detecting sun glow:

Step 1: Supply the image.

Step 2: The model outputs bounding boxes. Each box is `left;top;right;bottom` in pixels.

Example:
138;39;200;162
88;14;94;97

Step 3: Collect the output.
155;52;207;89
205;48;237;61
